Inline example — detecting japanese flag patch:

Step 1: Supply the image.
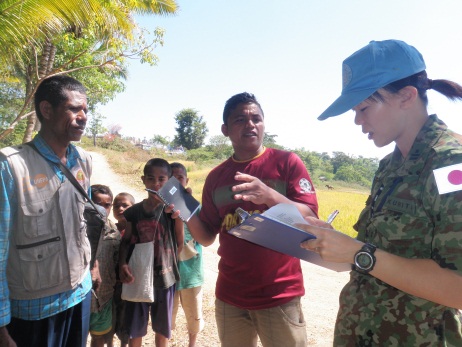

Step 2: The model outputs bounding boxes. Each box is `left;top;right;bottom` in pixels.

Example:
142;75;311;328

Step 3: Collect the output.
433;163;462;194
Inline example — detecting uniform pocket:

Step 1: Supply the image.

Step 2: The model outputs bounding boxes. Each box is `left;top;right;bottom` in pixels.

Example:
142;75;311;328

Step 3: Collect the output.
370;211;433;258
17;240;64;291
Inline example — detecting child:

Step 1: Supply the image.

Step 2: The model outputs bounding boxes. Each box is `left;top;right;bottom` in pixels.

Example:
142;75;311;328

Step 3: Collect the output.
112;192;136;347
170;162;205;347
89;184;120;347
119;158;183;347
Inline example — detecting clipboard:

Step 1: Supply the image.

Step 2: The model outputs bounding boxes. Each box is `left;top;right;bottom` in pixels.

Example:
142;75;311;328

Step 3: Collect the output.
146;176;200;222
228;204;351;272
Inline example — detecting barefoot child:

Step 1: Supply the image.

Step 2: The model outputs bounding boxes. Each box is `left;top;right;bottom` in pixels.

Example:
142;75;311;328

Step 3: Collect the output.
89;184;120;347
119;158;183;347
112;192;136;347
170;162;204;347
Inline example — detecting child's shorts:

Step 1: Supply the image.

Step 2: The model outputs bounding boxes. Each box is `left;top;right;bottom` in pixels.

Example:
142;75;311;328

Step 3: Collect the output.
125;285;175;339
89;298;113;336
172;286;205;334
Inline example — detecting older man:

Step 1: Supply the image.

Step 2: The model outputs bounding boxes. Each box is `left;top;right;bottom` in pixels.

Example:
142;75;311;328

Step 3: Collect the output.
0;75;93;347
187;92;318;347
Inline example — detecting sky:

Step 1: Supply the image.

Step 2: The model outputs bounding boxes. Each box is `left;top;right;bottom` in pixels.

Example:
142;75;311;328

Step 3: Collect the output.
98;0;462;159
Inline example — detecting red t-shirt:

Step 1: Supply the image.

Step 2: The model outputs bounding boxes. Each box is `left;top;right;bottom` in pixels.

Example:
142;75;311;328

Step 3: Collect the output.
200;148;318;309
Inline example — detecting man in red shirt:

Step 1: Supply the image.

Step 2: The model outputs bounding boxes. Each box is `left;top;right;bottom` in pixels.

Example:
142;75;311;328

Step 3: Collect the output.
187;92;318;347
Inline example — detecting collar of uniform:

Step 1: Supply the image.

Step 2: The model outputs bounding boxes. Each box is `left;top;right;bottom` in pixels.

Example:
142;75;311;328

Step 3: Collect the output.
389;114;445;174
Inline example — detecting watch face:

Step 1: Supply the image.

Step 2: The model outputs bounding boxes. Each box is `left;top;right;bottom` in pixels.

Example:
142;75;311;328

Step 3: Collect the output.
356;252;373;269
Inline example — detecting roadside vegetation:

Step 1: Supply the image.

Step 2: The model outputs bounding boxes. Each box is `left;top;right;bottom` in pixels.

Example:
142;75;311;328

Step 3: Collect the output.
80;136;369;237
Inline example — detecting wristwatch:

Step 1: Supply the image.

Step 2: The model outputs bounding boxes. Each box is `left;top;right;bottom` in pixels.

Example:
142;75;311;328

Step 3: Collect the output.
353;243;377;274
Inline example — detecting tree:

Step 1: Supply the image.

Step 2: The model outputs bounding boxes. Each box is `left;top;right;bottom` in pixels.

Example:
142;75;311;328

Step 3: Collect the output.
331;151;355;174
294;148;323;174
334;165;357;182
87;112;106;146
0;82;26;147
173;108;208;150
152;134;170;147
263;132;284;149
0;0;177;69
0;0;178;143
207;134;233;159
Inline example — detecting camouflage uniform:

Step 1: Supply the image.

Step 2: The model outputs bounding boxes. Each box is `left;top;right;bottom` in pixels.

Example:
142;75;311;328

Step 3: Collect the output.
335;115;462;346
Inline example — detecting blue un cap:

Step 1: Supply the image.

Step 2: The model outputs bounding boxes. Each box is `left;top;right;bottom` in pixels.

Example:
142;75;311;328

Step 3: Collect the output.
318;39;426;120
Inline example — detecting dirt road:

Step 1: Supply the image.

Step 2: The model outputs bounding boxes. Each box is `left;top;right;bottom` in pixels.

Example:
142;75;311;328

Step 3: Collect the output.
88;151;351;346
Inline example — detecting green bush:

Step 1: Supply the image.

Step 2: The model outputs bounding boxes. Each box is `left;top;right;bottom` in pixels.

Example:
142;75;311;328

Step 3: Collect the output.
187;148;215;162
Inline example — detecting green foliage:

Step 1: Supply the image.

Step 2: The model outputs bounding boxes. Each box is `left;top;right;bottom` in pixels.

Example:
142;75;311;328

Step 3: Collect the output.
263;132;277;145
206;135;233;160
0;82;27;147
52;27;127;110
187;147;216;162
152;134;170;147
331;151;355;174
0;120;28;147
334;165;356;182
0;1;176;142
173;108;208;150
294;148;323;173
333;156;378;186
263;132;284;149
0;0;178;72
292;148;377;187
192;135;379;187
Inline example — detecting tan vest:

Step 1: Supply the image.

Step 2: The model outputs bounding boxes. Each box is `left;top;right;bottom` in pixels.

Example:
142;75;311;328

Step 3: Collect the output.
0;144;92;300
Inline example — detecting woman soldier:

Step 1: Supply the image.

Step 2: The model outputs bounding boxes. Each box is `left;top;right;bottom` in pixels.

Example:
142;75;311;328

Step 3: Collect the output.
301;40;462;346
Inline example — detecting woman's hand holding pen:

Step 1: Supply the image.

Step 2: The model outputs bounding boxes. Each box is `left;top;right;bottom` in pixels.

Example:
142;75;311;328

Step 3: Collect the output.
299;216;363;264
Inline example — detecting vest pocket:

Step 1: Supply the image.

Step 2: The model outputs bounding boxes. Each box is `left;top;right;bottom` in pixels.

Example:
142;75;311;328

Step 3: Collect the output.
17;240;64;291
20;197;57;238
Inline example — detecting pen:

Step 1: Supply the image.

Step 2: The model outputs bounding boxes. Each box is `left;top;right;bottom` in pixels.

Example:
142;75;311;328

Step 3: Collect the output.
326;210;339;224
91;289;101;309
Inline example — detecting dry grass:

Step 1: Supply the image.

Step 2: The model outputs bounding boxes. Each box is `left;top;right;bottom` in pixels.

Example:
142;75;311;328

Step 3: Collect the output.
316;190;367;238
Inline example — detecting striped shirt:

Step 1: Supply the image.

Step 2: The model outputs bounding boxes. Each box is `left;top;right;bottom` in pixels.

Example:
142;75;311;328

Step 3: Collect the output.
0;134;92;326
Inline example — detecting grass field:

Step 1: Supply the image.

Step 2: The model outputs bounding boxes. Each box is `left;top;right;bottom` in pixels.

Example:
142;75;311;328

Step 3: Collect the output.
316;190;367;237
92;145;368;238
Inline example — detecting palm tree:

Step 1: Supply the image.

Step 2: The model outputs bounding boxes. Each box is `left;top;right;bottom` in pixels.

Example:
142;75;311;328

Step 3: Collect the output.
0;0;177;67
0;0;178;142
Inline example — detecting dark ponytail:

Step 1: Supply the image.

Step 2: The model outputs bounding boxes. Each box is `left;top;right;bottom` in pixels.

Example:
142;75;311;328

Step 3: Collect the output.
370;71;462;105
430;78;462;101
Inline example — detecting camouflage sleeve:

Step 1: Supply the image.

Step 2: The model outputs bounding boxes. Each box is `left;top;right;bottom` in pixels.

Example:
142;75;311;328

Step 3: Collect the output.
423;160;462;273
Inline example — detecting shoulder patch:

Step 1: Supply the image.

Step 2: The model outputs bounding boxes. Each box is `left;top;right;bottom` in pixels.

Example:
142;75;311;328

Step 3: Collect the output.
299;178;313;193
433;163;462;194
